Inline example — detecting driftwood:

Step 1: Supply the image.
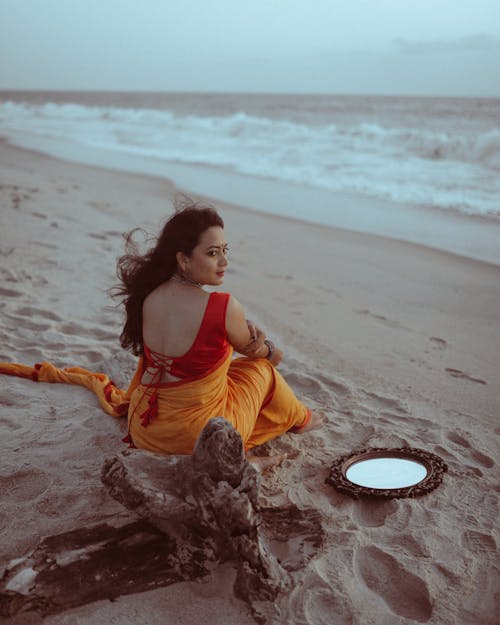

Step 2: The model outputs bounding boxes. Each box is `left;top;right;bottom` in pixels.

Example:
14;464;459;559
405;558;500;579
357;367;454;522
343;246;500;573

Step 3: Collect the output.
1;418;323;620
0;520;209;620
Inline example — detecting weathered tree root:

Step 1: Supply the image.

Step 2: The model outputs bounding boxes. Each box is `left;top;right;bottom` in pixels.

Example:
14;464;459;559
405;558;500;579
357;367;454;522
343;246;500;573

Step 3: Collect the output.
1;418;323;620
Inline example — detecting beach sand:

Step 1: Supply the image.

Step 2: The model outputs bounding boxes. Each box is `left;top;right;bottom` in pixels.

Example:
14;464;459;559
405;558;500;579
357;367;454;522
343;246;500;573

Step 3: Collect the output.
0;140;498;624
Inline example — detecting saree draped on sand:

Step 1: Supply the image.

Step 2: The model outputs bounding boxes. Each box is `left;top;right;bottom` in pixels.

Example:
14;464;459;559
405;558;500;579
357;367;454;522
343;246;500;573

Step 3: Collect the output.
0;347;310;454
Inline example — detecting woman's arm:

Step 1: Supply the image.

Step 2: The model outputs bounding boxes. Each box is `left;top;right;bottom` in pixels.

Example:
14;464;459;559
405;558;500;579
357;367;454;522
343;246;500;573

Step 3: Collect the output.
226;296;282;365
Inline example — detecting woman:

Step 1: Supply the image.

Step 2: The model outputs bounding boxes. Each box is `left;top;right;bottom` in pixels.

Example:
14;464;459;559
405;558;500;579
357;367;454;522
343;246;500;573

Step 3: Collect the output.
115;201;322;455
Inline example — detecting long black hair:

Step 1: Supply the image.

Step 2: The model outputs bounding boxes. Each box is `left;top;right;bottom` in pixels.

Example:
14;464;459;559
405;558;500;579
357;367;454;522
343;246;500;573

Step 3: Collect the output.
113;198;224;355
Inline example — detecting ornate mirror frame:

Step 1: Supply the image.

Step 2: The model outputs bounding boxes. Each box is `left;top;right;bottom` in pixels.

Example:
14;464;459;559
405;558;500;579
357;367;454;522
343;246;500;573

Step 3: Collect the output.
327;447;448;499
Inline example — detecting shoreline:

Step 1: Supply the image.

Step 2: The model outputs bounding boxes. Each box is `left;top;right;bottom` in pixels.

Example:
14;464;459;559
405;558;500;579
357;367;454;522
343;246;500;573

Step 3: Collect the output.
2;132;500;267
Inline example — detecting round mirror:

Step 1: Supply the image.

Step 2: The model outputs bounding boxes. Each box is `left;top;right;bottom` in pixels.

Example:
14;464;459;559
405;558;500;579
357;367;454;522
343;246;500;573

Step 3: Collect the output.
327;447;447;499
346;457;428;489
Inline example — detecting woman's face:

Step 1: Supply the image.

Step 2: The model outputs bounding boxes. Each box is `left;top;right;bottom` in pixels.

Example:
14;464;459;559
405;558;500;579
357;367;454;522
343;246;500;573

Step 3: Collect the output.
182;226;228;286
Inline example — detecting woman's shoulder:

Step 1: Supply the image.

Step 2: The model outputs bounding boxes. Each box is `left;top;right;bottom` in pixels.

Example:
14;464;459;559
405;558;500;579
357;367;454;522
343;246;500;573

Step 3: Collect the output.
143;282;204;318
212;290;231;301
143;283;169;317
224;292;246;321
208;290;231;313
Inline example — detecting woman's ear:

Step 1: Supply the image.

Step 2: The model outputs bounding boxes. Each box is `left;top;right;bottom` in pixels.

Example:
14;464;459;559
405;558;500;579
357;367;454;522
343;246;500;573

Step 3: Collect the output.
176;251;189;272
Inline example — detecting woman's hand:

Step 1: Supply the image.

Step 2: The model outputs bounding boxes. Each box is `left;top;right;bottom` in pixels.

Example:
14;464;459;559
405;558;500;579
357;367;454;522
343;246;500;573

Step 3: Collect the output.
267;345;283;367
241;321;282;365
225;299;283;365
244;322;283;366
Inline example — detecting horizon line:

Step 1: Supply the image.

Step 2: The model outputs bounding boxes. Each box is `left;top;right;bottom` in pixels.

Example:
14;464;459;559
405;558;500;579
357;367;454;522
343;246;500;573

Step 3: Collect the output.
0;88;499;100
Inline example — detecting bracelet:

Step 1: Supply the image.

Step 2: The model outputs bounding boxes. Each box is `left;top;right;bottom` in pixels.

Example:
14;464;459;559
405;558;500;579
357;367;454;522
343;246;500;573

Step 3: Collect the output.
264;339;275;360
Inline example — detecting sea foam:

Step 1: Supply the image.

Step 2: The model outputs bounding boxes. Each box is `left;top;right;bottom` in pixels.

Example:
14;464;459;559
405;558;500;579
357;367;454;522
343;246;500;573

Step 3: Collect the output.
1;96;499;218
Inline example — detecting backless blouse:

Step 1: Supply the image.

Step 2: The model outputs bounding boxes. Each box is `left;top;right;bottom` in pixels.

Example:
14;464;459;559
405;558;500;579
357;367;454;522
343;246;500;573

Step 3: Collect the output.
143;291;230;381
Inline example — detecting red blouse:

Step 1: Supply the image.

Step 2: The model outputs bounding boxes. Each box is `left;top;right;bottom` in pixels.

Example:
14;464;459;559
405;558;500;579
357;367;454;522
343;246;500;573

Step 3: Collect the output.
143;291;230;380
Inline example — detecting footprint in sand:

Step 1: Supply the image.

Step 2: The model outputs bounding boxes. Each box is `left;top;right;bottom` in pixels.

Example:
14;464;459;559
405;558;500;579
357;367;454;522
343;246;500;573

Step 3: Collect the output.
0;417;23;431
31;406;59;425
0;390;18;408
17;347;45;361
283;371;340;406
352;499;399;528
59;321;116;342
355;308;408;330
446;431;470;448
461;530;497;556
0;287;23;298
1;185;36;205
303;588;351;625
445;368;487;385
378;410;439;432
446;432;495;468
0;268;19;283
355;545;433;622
0;469;51;502
88;200;111;210
363;390;409;415
429;336;447;348
470;449;495;468
315;372;351;397
10;193;22;209
386;533;430;558
15;306;62;322
433;445;458;463
4;314;51;332
0;386;35;409
287;572;352;625
73;349;105;364
57;320;83;334
31;240;58;250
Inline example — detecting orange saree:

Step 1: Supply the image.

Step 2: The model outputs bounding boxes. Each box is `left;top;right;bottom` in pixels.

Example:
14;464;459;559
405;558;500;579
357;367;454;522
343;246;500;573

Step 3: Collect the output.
128;346;310;454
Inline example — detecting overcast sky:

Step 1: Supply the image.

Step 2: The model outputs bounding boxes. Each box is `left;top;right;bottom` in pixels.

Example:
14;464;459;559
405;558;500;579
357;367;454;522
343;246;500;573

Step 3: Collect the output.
1;0;499;96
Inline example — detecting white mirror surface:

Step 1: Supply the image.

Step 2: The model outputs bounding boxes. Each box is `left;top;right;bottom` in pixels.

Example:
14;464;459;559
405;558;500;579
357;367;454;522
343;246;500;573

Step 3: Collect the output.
345;457;428;489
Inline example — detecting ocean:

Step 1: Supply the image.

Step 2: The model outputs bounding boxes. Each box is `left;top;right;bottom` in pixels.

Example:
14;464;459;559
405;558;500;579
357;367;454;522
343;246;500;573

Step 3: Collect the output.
1;91;499;262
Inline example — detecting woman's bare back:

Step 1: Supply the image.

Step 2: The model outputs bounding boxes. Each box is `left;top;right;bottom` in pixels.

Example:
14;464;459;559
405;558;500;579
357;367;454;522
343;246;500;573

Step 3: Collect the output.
142;282;211;382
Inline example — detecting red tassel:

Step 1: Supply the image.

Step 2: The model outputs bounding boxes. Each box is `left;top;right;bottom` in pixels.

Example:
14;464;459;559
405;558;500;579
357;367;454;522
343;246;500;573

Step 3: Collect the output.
148;402;158;419
31;363;42;382
104;381;114;402
122;434;136;448
140;408;150;427
140;391;158;427
148;391;157;405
